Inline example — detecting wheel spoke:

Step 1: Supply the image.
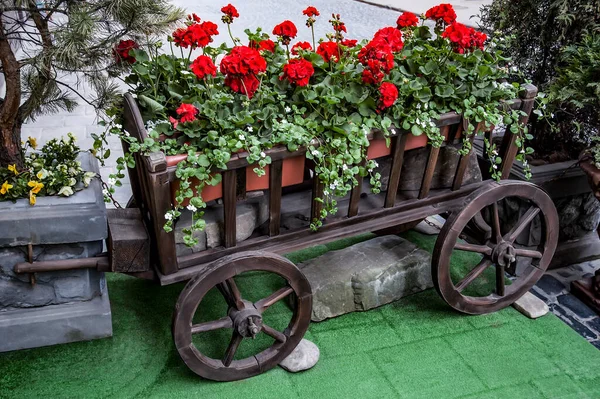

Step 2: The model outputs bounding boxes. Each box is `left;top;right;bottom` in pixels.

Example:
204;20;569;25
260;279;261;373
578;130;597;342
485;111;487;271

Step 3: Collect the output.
262;324;287;343
496;265;506;296
455;259;493;293
514;248;543;259
455;242;493;256
217;283;236;309
191;316;233;334
225;278;245;311
491;202;502;244
504;206;541;243
222;332;243;367
254;286;294;312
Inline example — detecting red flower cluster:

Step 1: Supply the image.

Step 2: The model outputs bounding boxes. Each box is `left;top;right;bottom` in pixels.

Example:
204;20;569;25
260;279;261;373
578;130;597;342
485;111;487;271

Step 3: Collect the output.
425;3;457;25
358;38;395;84
190;55;217;79
317;41;341;63
221;4;239;20
113;40;138;64
333;23;347;33
303;6;320;17
291;41;313;55
396;12;419;28
341;39;357;47
378;82;398;110
250;39;276;53
442;22;487;53
220;46;267;98
373;27;404;52
172;17;219;49
273;20;298;44
281;58;315;86
176;103;198;123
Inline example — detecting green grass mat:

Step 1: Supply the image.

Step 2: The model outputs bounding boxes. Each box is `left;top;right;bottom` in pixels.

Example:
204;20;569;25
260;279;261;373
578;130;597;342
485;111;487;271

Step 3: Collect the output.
1;231;600;399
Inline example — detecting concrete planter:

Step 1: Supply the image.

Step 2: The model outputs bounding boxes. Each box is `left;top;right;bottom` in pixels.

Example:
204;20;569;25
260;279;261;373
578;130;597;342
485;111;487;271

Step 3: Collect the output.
474;138;600;268
0;152;112;352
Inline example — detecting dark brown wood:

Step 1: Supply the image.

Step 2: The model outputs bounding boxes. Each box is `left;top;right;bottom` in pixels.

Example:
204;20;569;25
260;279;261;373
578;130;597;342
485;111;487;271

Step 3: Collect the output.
348;160;365;217
431;180;558;314
418;134;444;199
385;134;409;208
269;160;283;236
172;251;312;382
107;208;150;272
311;176;325;222
222;170;237;248
571;274;600;315
15;255;109;274
452;121;482;191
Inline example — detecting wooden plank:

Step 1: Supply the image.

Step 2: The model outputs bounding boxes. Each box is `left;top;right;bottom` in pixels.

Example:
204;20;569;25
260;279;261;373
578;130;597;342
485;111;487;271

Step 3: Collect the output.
418;127;447;199
269;160;283;236
107;208;150;272
452;121;482;191
385;133;409;208
311;175;325;222
348;160;366;217
222;170;237;248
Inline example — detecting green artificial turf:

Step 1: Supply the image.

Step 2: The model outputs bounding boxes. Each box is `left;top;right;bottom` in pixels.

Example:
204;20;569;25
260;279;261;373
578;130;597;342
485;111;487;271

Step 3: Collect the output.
1;231;600;399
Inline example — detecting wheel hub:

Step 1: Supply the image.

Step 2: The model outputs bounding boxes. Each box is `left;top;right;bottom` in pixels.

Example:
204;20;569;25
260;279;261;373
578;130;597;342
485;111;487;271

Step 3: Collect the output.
229;302;263;339
491;241;516;267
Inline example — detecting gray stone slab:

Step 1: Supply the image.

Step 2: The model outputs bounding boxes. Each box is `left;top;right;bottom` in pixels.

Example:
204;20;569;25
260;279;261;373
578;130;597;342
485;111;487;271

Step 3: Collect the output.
512;292;549;319
279;339;320;373
299;235;432;321
0;152;107;247
0;275;112;352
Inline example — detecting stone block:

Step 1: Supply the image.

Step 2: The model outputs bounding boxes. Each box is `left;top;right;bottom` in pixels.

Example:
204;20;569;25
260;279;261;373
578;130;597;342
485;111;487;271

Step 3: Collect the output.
298;235;432;322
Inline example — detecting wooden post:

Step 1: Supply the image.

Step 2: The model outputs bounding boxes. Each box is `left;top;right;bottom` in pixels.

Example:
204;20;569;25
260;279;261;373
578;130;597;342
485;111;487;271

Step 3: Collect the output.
223;170;237;248
384;133;409;208
269;160;283;236
452;120;482;191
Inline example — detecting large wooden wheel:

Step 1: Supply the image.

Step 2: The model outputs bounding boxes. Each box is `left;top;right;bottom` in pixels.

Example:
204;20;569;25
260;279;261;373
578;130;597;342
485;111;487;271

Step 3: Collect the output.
432;181;558;315
172;251;312;381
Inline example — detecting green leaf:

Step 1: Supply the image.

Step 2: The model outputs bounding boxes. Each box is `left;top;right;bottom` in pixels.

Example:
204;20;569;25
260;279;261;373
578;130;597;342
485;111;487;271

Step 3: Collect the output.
138;95;164;113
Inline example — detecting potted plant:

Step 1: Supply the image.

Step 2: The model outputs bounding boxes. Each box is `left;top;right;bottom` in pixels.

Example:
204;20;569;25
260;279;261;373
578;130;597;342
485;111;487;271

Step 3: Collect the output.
478;0;600;267
0;0;183;351
102;3;531;248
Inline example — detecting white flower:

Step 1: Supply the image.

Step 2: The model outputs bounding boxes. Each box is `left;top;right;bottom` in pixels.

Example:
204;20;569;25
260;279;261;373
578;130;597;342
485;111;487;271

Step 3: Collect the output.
124;131;131;137
550;113;555;118
329;182;337;190
36;169;49;180
342;164;348;171
247;126;253;132
511;66;518;72
492;81;498;88
180;70;192;75
492;164;498;170
83;172;96;187
373;161;379;167
390;128;396;135
164;213;173;221
368;168;374;173
312;150;320;157
416;118;421;125
108;178;117;186
424;103;428;110
187;204;197;212
285;106;292;113
58;186;74;196
416;104;421;110
323;189;329;196
260;151;266;158
239;134;245;141
102;189;109;196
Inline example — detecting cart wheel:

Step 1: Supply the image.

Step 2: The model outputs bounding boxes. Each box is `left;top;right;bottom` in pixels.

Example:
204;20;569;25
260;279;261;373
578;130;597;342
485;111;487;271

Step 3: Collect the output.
172;251;312;381
432;181;558;315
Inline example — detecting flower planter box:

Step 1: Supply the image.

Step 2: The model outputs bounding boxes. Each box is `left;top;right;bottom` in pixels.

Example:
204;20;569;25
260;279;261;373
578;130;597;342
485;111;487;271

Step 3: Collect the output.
367;128;458;159
167;152;306;206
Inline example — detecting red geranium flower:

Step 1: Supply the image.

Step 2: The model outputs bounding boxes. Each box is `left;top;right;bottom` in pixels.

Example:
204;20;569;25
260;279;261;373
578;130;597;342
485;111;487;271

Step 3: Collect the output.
291;41;313;55
176;103;198;123
316;41;340;63
442;22;486;53
373;27;404;52
425;3;457;24
221;4;239;19
220;45;267;76
113;39;139;64
358;38;394;72
281;58;315;86
187;13;201;23
258;39;276;53
200;21;219;36
362;60;386;85
341;39;358;47
334;23;347;33
378;82;398;110
172;20;219;49
273;20;298;42
471;30;487;50
224;74;261;98
169;116;178;129
396;12;419;28
190;55;217;79
303;6;320;17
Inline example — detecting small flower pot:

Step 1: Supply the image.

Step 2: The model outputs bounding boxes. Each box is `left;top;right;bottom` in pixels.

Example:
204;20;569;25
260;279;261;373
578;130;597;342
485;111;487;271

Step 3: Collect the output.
166;152;306;206
367;130;455;160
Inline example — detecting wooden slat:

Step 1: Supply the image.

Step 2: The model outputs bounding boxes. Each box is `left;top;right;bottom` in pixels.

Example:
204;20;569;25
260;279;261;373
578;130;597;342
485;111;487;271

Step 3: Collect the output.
311;175;325;222
452;121;483;191
222;170;237;248
269;160;283;236
385;133;409;208
148;170;179;275
348;161;365;217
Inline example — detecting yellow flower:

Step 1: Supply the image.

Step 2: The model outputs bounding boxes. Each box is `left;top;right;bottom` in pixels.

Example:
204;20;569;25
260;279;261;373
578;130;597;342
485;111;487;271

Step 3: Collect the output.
28;136;37;149
36;169;49;180
27;181;44;194
7;164;18;175
1;181;13;195
29;191;36;206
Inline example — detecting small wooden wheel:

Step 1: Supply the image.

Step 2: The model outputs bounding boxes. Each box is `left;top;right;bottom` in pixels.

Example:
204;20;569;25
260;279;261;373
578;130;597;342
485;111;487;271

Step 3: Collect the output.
432;181;558;315
172;251;312;381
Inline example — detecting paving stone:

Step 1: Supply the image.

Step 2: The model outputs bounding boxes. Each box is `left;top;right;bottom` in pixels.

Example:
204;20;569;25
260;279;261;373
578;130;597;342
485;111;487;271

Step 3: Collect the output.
536;275;567;296
557;294;598;320
550;304;598;341
279;339;320;373
512;292;549;319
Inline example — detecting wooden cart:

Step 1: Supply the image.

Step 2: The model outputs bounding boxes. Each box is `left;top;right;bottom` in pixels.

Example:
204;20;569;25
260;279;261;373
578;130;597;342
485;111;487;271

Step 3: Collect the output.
15;84;558;382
